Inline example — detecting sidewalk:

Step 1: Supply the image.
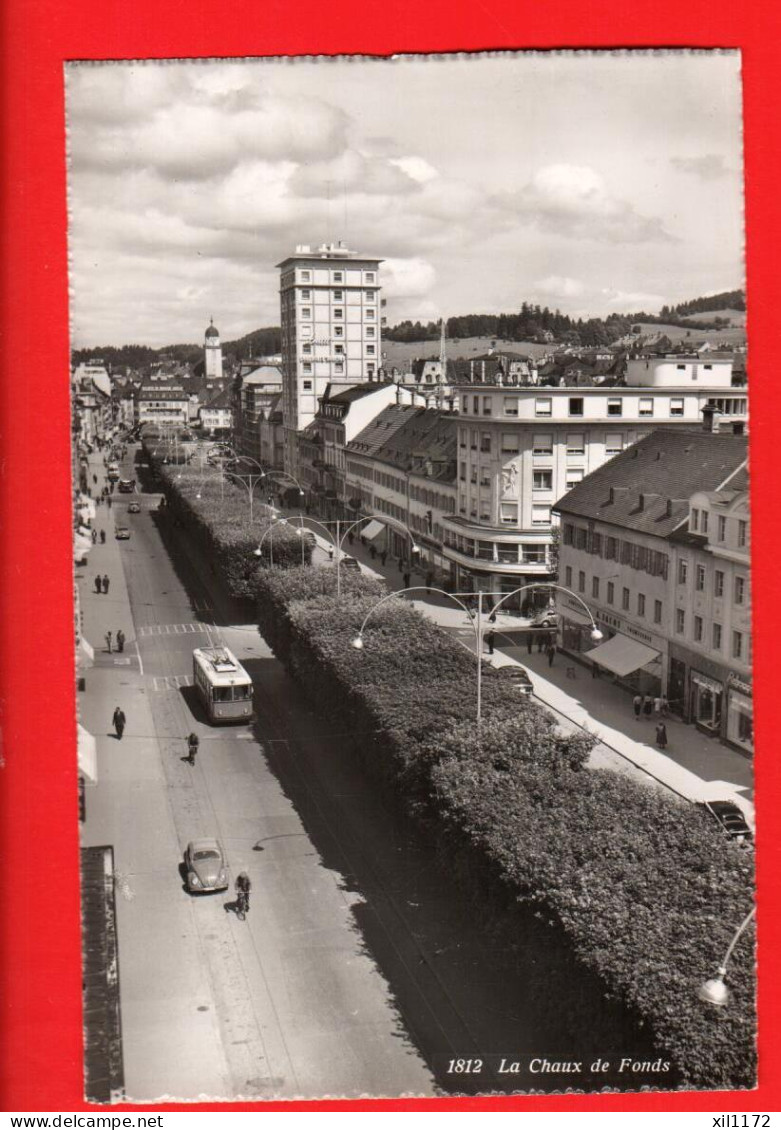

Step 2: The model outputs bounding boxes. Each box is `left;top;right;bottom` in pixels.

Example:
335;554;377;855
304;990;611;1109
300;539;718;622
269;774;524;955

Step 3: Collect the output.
78;450;232;1098
302;517;754;822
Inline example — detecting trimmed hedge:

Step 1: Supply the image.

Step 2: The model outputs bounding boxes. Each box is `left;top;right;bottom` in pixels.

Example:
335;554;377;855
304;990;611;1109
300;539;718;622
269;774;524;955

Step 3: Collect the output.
147;450;312;597
255;564;756;1088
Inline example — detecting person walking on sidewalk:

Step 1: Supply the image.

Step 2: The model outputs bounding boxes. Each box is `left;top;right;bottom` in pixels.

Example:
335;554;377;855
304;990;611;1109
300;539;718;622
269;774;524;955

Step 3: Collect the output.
633;693;642;720
186;732;199;765
112;706;126;740
91;528;98;544
642;694;654;720
116;629;125;653
425;571;433;593
100;530;106;544
107;495;112;509
537;631;546;653
546;642;557;667
102;574;110;594
381;550;388;567
105;631;112;654
526;632;533;655
94;574;102;594
403;571;411;590
655;722;668;750
486;629;496;656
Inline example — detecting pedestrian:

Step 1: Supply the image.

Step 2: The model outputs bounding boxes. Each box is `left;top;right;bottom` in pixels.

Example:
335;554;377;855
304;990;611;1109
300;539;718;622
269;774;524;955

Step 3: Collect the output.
92;474;97;485
526;632;533;655
91;528;98;544
398;558;404;573
655;722;668;750
107;495;112;509
488;608;497;623
633;693;642;720
381;550;388;567
94;574;102;594
643;694;653;719
403;571;411;589
102;574;110;594
105;631;112;653
186;732;199;765
659;695;669;718
546;642;556;667
328;546;334;561
537;631;546;653
370;545;376;559
653;694;663;716
112;706;126;740
425;571;433;593
347;531;354;546
100;530;106;544
486;629;496;656
116;629;125;653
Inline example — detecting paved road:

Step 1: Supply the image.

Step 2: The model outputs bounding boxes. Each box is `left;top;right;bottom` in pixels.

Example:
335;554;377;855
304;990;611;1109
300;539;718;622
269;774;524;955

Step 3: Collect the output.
80;447;663;1101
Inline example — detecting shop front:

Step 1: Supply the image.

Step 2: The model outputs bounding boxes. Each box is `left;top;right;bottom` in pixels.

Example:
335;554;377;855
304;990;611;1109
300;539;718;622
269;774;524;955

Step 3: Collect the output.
726;677;753;756
558;598;664;695
690;670;724;737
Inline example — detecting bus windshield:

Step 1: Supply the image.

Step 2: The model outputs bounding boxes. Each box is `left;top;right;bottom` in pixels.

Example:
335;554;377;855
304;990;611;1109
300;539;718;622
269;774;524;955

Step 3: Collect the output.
212;684;252;703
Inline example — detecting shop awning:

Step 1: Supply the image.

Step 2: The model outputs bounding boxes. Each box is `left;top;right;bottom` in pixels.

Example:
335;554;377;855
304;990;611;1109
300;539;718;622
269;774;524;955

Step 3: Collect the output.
78;724;98;785
361;519;386;541
586;633;660;677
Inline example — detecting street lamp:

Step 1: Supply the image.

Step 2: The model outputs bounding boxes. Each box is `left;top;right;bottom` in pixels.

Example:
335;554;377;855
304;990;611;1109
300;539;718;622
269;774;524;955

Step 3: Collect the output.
351;581;602;723
295;513;420;598
253;517;288;567
698;906;756;1007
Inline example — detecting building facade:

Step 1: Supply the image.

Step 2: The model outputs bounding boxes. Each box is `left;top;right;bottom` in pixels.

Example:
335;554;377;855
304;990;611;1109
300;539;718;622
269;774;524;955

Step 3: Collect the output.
135;382;190;426
441;359;748;602
277;242;383;478
554;430;750;753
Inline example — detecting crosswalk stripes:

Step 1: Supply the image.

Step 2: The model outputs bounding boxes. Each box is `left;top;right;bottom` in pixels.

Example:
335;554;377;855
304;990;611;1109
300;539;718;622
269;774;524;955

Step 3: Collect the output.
150;675;194;692
138;622;216;637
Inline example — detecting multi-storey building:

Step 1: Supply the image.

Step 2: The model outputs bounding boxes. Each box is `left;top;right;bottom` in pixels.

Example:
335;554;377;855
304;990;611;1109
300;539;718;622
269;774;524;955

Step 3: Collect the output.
667;485;752;753
554;429;750;753
199;386;233;435
345;405;457;566
277;242;383;478
233;363;284;466
135;382;190;426
441;356;748;602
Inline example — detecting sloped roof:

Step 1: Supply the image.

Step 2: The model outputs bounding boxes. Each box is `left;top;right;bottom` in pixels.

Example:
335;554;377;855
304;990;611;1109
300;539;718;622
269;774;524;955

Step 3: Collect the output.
347;405;457;482
203;386;233;410
554;429;748;536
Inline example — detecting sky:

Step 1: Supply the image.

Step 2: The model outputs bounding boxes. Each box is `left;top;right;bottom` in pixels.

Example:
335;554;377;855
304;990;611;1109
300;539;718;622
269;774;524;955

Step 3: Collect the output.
66;52;745;348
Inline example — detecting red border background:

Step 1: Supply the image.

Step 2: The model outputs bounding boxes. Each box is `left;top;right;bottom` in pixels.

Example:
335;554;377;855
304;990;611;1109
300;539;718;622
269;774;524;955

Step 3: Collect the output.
2;0;780;1112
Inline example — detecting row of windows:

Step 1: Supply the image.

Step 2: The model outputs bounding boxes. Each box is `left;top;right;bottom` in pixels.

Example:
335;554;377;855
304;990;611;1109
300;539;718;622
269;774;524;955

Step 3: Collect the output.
297;307;376;321
456;499;552;526
676;558;749;603
298;288;376;302
409;484;456;512
564;565;665;623
676;610;749;660
444;528;548;563
482;396;690;419
690;507;749;547
296;270;376;284
563;525;669;578
458;430;627;457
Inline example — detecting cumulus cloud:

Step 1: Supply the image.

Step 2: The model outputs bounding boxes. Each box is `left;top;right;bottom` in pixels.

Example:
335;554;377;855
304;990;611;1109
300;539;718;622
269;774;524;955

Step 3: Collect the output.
670;154;730;180
510;164;674;243
389;156;439;184
598;287;667;312
381;258;437;298
288;150;420;198
533;275;585;299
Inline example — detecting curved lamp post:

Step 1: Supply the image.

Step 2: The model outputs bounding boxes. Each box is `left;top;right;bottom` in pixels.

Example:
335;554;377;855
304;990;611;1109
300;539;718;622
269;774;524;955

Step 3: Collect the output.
253;517;287;567
351;582;602;723
698;906;756;1007
294;512;420;597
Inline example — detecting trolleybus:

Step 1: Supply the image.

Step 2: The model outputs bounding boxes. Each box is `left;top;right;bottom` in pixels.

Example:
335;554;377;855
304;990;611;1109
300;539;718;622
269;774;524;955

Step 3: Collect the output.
192;646;254;723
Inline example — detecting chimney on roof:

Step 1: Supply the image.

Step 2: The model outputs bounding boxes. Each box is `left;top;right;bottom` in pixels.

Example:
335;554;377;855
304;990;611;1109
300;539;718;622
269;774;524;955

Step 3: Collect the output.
638;492;661;511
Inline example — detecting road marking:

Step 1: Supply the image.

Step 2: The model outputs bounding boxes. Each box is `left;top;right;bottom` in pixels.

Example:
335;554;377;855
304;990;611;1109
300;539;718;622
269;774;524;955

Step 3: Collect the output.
112;657;132;666
150;675;194;691
138;622;215;637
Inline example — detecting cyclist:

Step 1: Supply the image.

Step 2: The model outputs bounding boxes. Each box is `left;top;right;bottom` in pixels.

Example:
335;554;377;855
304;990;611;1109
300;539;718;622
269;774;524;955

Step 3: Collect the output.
186;732;199;765
235;871;251;916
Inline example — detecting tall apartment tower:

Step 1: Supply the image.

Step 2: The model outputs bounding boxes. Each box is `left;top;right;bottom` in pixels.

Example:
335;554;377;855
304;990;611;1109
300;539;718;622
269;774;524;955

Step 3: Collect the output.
277;242;383;477
204;319;223;380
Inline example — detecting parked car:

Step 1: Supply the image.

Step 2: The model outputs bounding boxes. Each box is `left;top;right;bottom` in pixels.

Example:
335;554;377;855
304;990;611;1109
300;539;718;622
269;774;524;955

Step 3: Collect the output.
698;799;753;843
529;607;558;628
115;526;131;540
340;555;361;571
184;838;229;892
128;501;141;514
